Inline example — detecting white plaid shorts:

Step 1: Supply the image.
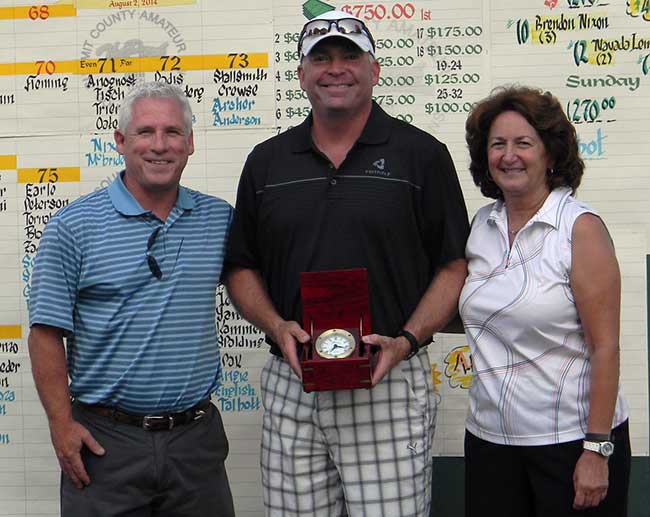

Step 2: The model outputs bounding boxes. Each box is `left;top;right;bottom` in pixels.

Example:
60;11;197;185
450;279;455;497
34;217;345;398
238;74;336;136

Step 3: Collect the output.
260;350;436;517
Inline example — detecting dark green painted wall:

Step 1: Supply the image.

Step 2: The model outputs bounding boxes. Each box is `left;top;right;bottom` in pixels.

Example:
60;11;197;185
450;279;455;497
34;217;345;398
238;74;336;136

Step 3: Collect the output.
431;456;650;516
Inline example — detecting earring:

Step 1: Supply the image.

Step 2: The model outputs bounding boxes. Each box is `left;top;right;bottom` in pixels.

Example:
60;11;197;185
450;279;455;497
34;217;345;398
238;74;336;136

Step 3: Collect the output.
547;167;555;176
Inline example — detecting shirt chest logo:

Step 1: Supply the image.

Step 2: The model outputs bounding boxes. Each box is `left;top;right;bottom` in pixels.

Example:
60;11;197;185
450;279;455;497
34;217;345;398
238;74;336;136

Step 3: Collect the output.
364;158;391;177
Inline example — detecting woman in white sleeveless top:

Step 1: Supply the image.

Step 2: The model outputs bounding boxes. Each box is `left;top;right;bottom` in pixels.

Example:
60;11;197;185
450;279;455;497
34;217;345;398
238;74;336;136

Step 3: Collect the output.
460;86;630;517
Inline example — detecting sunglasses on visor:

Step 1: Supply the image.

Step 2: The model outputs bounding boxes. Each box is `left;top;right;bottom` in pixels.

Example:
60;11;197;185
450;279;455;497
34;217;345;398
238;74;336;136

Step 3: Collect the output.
298;18;376;54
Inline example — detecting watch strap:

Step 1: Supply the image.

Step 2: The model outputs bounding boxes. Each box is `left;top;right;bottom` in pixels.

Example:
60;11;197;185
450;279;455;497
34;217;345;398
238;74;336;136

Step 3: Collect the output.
397;330;420;360
583;439;614;457
397;330;433;361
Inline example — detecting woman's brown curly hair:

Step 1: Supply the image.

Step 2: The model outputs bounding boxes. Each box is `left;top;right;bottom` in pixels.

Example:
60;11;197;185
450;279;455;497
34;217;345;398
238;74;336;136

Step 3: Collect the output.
465;85;584;200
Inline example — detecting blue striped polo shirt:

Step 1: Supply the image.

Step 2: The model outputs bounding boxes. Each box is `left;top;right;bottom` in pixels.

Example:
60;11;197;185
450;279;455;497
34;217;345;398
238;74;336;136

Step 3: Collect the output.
29;172;233;413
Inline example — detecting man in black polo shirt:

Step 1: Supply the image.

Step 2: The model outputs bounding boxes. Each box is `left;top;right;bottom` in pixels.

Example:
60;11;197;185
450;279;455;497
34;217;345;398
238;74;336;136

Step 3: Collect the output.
225;9;469;517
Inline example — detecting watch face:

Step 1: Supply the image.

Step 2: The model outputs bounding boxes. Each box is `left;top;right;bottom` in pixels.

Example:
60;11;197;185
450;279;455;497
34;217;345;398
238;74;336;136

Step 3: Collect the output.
600;441;614;456
314;329;356;359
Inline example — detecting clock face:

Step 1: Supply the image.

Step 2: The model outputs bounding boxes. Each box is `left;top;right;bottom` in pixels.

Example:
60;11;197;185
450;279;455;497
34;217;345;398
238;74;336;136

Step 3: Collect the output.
314;329;356;359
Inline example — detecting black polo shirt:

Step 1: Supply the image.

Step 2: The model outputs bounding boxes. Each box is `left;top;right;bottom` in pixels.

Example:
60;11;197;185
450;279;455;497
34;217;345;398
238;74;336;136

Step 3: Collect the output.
226;102;469;355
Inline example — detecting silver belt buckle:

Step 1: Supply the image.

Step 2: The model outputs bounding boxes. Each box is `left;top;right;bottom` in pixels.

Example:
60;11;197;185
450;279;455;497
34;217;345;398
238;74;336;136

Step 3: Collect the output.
142;415;173;430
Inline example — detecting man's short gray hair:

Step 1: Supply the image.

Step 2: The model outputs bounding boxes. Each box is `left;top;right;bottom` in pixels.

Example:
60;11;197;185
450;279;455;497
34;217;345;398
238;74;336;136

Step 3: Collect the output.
118;82;192;134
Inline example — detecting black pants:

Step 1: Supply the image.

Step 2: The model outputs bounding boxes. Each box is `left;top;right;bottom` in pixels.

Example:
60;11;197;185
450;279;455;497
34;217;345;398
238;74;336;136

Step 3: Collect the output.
62;401;235;517
465;420;630;517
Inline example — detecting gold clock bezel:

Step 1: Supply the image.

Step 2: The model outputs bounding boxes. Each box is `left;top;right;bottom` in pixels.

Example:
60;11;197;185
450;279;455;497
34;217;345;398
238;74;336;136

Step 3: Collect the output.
314;328;356;359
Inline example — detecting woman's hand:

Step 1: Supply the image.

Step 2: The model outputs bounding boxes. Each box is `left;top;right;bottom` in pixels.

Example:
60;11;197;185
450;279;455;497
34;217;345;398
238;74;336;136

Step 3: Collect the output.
572;450;609;510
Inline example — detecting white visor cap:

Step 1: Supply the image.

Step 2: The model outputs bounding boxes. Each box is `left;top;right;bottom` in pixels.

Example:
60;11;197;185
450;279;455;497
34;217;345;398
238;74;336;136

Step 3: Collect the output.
299;10;375;57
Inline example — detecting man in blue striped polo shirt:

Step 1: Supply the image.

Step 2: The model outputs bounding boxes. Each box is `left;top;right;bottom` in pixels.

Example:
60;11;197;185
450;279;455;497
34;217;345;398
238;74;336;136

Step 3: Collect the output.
28;82;235;516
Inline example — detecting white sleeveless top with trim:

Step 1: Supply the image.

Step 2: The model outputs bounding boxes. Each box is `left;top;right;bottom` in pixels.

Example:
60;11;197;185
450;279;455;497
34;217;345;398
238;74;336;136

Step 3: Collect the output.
459;187;628;445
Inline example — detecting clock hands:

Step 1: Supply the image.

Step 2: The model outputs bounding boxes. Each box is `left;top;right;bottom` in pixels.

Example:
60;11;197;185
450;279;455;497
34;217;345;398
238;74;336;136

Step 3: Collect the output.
314;329;355;359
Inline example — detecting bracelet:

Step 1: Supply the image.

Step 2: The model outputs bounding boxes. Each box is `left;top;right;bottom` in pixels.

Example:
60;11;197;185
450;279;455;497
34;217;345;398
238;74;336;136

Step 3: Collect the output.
585;432;610;442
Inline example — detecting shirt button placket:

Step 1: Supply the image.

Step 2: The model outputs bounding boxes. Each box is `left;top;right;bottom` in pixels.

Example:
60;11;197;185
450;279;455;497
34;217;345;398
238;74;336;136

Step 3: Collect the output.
328;163;337;186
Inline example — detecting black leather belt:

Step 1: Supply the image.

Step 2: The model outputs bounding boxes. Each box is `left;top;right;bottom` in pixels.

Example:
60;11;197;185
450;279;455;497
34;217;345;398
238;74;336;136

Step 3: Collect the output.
79;399;211;431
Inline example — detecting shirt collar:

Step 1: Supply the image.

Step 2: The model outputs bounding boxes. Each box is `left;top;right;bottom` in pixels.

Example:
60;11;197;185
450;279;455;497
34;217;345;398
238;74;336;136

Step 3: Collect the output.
488;187;572;231
291;101;392;153
108;170;195;216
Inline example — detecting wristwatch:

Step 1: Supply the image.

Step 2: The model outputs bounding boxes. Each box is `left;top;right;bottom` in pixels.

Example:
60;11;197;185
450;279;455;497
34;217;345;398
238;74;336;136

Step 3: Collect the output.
583;439;614;457
397;330;433;360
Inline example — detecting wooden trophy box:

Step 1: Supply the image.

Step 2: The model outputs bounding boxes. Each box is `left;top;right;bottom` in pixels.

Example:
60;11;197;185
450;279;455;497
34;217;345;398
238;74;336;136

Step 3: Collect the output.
299;268;373;392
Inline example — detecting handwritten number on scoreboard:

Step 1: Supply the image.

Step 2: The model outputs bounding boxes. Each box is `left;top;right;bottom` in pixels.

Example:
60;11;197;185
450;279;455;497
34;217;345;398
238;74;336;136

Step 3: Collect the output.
566;97;616;123
28;5;50;20
573;40;589;66
35;60;55;75
516;19;530;45
38;168;58;183
568;0;600;7
98;58;116;73
228;53;249;68
341;3;415;20
18;167;79;183
160;56;181;71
